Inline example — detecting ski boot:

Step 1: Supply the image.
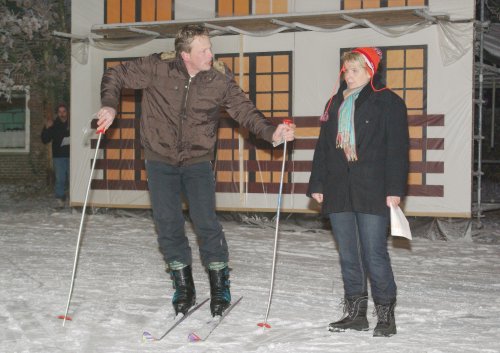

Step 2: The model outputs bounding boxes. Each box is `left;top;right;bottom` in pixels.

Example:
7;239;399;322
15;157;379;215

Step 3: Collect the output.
208;262;231;317
170;264;196;316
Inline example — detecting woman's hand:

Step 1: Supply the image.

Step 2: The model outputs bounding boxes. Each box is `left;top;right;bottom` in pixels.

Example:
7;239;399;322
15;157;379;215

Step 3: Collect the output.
386;196;401;208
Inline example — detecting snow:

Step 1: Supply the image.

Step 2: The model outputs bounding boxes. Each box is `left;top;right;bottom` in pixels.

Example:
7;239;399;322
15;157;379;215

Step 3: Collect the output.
1;183;500;353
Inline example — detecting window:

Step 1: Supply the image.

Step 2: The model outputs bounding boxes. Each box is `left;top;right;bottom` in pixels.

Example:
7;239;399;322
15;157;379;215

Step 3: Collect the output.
342;45;443;197
214;52;293;193
381;46;433;193
342;0;427;10
216;0;251;17
385;46;426;115
91;59;146;191
255;0;287;14
105;0;174;24
93;53;293;194
0;86;30;153
216;0;287;17
341;46;426;114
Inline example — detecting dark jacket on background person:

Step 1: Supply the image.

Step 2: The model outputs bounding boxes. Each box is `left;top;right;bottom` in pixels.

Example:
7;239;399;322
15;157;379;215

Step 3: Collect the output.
41;119;70;158
100;52;276;166
307;79;409;216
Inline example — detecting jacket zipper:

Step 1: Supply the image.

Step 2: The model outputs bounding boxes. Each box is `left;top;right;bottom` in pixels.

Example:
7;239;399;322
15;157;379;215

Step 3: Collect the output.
178;76;192;154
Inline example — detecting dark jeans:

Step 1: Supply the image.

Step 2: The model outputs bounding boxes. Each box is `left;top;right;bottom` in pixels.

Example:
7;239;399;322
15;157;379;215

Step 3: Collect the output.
53;157;69;199
329;212;396;304
146;160;228;267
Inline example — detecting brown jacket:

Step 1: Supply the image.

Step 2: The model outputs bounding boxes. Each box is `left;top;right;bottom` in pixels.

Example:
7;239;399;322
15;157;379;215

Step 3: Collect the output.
101;52;276;165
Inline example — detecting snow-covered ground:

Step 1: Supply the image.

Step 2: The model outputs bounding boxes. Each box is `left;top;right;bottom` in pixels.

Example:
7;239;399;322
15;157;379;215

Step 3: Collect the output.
1;183;500;353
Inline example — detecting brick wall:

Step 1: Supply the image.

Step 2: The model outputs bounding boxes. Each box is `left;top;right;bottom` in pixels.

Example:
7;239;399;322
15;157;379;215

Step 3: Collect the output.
0;92;51;185
0;0;71;187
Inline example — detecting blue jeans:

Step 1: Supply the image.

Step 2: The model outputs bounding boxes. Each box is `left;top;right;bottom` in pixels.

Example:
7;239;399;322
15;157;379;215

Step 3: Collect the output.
145;160;228;267
329;212;396;304
53;157;69;199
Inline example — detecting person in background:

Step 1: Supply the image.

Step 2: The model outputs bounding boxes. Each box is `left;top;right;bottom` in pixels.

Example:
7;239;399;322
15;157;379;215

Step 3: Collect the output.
41;103;70;208
307;47;409;337
97;24;295;317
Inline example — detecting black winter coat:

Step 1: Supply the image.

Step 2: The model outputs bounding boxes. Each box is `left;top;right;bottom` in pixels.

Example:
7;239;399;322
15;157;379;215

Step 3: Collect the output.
307;80;409;216
41;118;70;158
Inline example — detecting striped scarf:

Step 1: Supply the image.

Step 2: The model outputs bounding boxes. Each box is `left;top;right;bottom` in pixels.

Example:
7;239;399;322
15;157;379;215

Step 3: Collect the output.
336;87;363;161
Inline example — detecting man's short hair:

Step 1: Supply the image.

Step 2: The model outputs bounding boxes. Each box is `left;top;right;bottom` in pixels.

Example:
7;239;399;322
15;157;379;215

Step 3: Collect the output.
175;24;210;55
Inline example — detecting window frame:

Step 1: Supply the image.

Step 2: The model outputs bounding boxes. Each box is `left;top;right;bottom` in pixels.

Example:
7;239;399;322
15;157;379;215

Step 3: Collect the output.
0;85;30;154
104;0;174;24
214;51;293;191
341;0;429;10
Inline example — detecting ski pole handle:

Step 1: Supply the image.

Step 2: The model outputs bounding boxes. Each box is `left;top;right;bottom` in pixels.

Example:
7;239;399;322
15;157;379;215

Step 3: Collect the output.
272;119;293;147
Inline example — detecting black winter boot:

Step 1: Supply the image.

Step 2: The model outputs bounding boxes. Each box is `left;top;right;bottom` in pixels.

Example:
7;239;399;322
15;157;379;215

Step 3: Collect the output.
373;300;397;337
170;265;196;316
329;294;369;332
208;265;231;317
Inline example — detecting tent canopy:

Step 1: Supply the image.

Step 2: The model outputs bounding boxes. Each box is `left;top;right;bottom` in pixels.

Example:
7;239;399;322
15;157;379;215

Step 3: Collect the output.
90;6;445;39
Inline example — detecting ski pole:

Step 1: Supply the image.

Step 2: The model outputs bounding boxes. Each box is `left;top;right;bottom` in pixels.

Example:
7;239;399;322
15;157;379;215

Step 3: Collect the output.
60;129;104;326
258;119;292;329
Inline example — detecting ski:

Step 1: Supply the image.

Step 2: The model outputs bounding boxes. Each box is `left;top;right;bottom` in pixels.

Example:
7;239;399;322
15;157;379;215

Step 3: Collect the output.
187;296;243;342
142;298;209;342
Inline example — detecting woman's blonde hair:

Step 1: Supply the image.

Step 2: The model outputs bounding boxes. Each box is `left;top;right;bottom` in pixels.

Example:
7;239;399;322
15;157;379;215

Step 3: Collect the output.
341;51;369;74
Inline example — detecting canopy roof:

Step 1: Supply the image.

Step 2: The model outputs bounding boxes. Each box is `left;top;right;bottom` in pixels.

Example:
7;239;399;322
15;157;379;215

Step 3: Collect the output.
90;6;443;39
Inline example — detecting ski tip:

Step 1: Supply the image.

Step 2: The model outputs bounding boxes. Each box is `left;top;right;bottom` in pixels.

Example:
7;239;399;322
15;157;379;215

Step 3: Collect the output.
188;332;201;342
57;315;72;321
142;331;156;342
257;322;271;329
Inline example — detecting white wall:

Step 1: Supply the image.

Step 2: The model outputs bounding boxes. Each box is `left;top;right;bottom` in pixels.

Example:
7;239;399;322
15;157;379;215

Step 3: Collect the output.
70;0;474;216
429;0;475;20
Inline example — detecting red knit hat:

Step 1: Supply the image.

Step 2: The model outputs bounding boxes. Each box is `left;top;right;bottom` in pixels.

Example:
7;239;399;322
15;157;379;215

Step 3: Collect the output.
319;47;385;122
352;47;382;76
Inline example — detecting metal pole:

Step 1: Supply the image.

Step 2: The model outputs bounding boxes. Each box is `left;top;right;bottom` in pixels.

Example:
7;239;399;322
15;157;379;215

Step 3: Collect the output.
476;0;485;227
62;131;103;326
491;68;496;149
258;139;287;329
238;34;246;200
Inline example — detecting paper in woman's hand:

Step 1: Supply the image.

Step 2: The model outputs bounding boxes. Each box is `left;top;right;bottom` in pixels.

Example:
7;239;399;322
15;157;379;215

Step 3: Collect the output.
390;205;412;239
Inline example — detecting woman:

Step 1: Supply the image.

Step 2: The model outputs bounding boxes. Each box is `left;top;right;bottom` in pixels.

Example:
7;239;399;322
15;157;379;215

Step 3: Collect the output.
307;47;409;337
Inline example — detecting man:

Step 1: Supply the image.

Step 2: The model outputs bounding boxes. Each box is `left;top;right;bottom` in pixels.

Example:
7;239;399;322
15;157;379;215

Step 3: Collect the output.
97;24;295;317
41;103;70;208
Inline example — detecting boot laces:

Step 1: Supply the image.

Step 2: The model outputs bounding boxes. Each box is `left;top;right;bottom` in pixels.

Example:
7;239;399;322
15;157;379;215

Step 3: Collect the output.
373;304;391;323
339;299;354;318
340;297;365;318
